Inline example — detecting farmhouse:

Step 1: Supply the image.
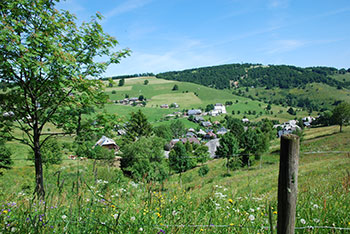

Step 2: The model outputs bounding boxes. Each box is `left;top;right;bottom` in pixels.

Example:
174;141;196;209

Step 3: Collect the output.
160;104;169;108
188;109;202;116
95;136;119;151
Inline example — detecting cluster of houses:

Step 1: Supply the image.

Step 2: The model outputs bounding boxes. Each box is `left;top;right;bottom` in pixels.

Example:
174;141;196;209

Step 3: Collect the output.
274;116;315;137
187;103;227;117
160;103;179;109
118;97;144;106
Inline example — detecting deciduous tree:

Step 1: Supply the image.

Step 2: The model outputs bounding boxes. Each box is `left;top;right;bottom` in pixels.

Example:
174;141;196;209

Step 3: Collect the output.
332;102;350;132
0;0;129;198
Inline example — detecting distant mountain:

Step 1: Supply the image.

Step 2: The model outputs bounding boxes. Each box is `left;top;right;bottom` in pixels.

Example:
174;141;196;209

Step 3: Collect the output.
156;64;350;111
157;63;350;90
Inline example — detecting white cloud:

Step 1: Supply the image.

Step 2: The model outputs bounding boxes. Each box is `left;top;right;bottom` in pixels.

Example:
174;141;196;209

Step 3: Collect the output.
104;0;153;19
103;39;231;76
264;39;306;54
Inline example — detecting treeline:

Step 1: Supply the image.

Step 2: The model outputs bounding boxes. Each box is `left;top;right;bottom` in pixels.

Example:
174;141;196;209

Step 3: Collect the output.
101;73;155;80
157;63;254;89
156;64;349;90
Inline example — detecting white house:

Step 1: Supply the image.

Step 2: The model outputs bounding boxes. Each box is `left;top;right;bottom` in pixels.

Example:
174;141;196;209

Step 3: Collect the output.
210;103;227;116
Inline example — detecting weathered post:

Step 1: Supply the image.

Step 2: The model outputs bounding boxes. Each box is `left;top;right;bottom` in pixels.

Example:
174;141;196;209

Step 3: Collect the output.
277;134;299;234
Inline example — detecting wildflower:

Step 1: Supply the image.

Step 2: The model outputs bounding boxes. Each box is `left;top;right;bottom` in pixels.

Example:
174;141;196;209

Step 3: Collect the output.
249;214;255;221
156;212;162;218
273;211;277;214
131;216;136;221
250;208;255;212
62;215;67;220
230;223;234;226
228;199;233;204
11;227;16;232
112;214;118;219
313;204;319;209
157;229;165;233
111;205;116;209
200;228;204;231
3;210;8;214
300;219;306;225
139;227;143;231
313;218;320;223
172;210;178;216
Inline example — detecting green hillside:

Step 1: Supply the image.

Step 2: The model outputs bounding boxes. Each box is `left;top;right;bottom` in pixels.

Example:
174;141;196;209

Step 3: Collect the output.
103;76;311;124
1;126;349;233
156;64;350;111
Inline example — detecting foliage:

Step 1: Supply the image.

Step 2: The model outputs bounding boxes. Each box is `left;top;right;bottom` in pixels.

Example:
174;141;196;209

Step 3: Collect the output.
225;116;244;142
241;128;269;165
172;84;179;91
170;120;186;138
153;124;173;141
216;133;240;172
144;79;149;85
205;104;214;112
28;138;62;167
332;102;350;132
198;165;209;177
0;0;129;197
121;136;168;182
118;78;125;87
193;145;210;163
76;140;115;160
287;107;296;115
169;142;196;174
157;64;344;90
124;110;153;141
0;139;12;174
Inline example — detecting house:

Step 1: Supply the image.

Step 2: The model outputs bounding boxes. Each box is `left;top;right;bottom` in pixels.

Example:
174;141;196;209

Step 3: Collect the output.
188;109;202;116
188;128;196;132
194;116;205;123
95;136;119;151
204;131;217;139
242;118;249;123
186;132;197;138
201;121;212;127
181;137;200;145
117;129;126;135
214;103;227;114
216;127;228;135
160;104;169;108
171;103;179;108
197;129;206;136
129;97;139;102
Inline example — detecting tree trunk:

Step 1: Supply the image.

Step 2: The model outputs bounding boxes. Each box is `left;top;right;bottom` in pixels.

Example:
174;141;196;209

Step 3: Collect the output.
34;126;45;199
340;124;343;133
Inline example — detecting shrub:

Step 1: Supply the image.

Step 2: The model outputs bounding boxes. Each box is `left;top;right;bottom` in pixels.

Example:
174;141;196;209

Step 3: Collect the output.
198;165;209;177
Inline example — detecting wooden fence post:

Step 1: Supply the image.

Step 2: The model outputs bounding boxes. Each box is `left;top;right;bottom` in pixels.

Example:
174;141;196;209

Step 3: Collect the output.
277;134;299;234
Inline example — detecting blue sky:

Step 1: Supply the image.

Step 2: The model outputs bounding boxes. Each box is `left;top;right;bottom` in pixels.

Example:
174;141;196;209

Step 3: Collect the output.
58;0;350;76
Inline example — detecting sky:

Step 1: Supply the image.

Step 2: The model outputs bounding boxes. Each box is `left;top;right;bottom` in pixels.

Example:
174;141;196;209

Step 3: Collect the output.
57;0;350;77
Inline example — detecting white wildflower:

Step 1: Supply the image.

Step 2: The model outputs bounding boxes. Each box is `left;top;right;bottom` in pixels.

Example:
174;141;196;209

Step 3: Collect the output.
62;215;67;220
300;218;306;225
249;214;255;221
130;216;136;221
172;210;178;216
113;214;118;219
313;218;320;223
249;208;255;212
11;227;17;232
139;227;143;232
313;204;319;209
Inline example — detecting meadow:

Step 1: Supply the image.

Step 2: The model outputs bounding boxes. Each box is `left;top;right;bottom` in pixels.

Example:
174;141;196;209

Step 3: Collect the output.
103;76;312;125
1;126;350;233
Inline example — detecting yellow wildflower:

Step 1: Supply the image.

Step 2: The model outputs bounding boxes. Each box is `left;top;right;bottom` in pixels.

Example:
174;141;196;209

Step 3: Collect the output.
3;210;8;214
228;199;233;204
200;228;204;231
230;223;234;226
273;211;277;214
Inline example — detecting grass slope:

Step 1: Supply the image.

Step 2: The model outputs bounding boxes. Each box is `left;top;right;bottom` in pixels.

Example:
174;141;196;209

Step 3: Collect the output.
1;126;349;233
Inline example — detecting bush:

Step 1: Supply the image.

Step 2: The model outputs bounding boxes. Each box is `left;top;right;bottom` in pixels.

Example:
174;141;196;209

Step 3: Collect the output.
111;90;116;94
198;165;209;177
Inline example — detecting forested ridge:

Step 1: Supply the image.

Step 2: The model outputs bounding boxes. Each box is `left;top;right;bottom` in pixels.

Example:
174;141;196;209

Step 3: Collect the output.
156;63;349;90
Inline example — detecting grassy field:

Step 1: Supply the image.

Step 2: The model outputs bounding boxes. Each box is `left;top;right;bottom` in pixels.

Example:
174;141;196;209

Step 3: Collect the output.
240;82;350;112
103;76;312;124
1;126;350;233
